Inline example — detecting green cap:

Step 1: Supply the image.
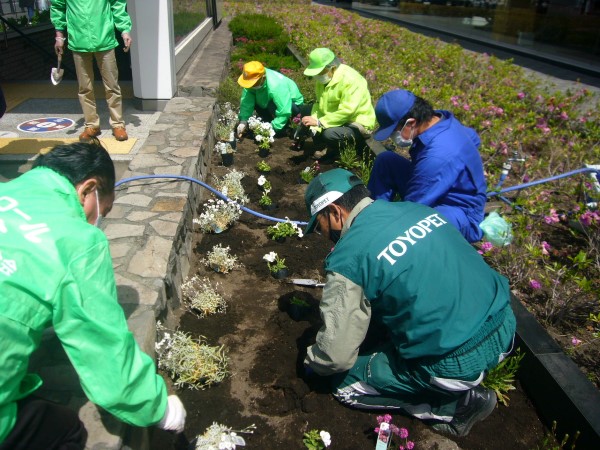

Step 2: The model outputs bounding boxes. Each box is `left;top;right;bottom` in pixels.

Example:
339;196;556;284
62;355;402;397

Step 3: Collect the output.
303;48;335;77
304;168;364;234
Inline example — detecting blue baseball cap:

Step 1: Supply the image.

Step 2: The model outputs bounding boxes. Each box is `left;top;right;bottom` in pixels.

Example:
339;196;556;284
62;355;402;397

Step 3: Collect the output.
373;90;416;141
304;168;364;234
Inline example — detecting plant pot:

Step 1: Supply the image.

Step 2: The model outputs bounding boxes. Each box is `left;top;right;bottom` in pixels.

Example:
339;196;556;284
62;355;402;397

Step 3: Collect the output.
258;147;270;157
211;224;225;234
210;263;227;273
298;177;309;185
271;268;289;279
260;203;278;211
221;153;234;166
288;302;311;321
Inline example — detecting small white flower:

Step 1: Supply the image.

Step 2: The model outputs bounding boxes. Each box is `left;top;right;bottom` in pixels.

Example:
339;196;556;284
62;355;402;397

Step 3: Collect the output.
320;430;331;447
262;252;277;263
257;175;266;186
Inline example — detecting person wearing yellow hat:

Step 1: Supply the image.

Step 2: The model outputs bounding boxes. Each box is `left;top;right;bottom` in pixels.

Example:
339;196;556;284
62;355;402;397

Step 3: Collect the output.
299;48;376;159
236;61;305;139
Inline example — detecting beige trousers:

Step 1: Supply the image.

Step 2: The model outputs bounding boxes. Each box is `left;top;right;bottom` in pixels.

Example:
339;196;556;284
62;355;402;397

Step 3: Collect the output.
72;49;125;129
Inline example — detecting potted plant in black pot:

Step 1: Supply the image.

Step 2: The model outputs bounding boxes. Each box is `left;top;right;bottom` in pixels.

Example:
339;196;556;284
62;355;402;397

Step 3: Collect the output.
263;251;289;279
216;141;235;167
288;296;312;321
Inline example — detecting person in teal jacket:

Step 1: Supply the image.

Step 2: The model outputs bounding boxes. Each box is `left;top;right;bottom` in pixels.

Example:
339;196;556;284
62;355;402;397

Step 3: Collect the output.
302;168;516;437
51;0;132;142
0;142;185;449
299;48;376;159
236;61;305;138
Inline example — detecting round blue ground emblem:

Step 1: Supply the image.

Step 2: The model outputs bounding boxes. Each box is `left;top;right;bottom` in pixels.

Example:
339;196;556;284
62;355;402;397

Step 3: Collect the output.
17;117;75;133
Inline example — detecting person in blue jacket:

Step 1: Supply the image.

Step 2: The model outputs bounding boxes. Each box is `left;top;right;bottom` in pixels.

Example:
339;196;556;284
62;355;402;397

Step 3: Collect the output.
367;90;487;243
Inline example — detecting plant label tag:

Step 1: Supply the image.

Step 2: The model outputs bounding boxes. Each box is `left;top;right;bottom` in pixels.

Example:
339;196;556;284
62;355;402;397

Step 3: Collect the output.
375;422;391;450
231;435;246;446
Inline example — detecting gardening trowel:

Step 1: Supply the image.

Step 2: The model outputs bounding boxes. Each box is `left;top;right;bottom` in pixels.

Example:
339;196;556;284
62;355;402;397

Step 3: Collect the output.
289;278;325;288
51;54;64;85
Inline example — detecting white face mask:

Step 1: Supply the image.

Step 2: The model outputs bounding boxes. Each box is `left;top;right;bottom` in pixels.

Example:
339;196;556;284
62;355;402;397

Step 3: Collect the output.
94;190;103;228
314;71;332;85
391;120;415;148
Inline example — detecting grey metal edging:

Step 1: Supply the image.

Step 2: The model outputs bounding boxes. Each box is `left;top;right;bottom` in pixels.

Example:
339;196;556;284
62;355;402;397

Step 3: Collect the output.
512;295;600;448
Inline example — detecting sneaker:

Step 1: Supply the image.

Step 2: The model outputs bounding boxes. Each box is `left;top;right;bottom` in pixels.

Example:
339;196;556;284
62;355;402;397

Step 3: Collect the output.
79;127;101;142
431;386;497;437
112;127;128;141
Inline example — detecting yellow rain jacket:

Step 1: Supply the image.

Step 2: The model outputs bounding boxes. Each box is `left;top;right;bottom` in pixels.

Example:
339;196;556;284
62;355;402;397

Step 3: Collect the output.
311;64;376;132
0;168;166;443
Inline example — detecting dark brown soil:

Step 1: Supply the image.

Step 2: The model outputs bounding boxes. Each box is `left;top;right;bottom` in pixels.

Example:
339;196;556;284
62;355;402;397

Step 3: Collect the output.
150;135;548;449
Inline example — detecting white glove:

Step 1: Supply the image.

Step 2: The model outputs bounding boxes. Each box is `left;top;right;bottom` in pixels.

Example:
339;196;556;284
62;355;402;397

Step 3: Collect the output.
237;121;247;138
157;395;186;434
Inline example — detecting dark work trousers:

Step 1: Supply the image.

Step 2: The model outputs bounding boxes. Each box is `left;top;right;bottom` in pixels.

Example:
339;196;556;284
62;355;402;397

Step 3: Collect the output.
0;397;87;450
255;101;304;137
298;103;368;156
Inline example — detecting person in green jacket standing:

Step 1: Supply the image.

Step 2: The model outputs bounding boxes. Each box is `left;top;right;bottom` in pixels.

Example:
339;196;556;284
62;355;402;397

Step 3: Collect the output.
51;0;132;142
236;61;305;139
0;142;185;449
302;168;516;437
300;48;376;160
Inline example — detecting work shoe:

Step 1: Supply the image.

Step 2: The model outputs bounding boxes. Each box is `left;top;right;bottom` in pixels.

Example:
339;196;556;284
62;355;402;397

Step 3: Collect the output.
112;127;128;141
79;127;101;142
431;386;497;437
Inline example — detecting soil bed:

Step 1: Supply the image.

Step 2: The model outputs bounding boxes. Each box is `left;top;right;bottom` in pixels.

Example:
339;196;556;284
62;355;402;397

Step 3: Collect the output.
151;135;548;449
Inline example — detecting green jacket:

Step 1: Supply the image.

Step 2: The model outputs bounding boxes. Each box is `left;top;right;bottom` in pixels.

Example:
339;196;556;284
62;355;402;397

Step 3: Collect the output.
238;68;304;131
306;198;512;375
0;168;166;443
51;0;132;53
311;64;376;132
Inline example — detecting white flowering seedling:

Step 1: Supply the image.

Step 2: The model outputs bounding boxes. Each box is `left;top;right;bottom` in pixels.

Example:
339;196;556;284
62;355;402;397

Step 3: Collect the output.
155;323;229;390
181;275;227;318
194;422;256;450
266;217;304;240
202;244;240;274
213;169;249;204
248;115;275;150
193;199;242;233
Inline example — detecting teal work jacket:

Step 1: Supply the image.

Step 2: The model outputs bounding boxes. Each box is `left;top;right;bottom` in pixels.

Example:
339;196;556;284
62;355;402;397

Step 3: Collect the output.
51;0;132;53
0;168;166;443
306;199;511;375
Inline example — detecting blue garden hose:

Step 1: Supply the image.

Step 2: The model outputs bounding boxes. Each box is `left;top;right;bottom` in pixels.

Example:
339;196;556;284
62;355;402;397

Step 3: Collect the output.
487;166;600;198
115;167;599;225
115;174;309;226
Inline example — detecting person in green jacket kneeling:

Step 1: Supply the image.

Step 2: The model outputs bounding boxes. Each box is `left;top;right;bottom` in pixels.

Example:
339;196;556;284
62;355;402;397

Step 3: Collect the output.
299;48;376;160
0;142;185;449
302;168;516;437
236;61;305;140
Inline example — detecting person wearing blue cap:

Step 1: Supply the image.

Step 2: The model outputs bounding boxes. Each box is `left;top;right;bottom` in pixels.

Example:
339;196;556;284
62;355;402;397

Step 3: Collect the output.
302;168;515;437
367;90;487;243
298;48;376;159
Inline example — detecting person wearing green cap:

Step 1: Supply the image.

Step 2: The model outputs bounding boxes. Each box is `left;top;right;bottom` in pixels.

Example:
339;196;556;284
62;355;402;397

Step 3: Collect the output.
302;168;516;437
236;61;305;139
299;48;376;159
